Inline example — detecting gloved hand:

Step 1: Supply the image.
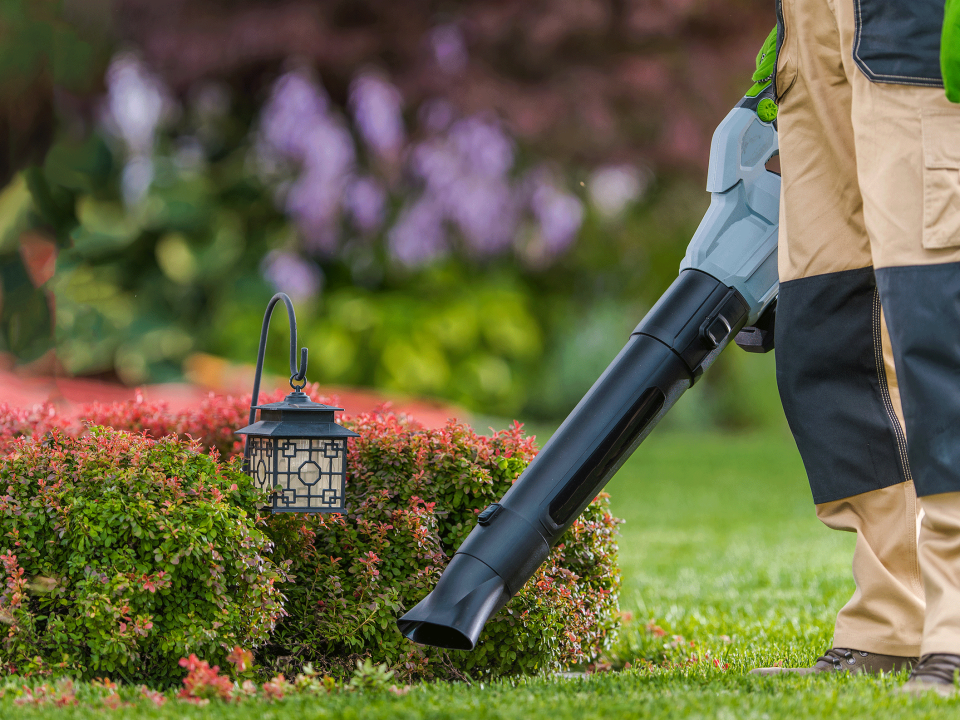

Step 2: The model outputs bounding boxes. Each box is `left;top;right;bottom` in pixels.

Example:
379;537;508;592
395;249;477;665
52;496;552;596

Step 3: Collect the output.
944;0;960;102
747;26;779;121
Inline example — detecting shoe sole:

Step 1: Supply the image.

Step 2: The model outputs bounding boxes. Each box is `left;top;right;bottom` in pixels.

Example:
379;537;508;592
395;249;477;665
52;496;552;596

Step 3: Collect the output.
899;681;958;698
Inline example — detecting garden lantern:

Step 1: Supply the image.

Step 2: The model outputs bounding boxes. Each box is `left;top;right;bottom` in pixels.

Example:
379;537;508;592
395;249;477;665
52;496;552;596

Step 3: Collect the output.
236;293;358;513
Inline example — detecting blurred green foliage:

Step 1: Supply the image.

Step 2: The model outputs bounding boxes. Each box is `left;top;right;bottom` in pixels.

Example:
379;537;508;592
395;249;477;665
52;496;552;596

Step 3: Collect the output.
0;0;95;90
0;0;107;185
0;0;779;428
7;123;764;423
0;177;50;361
25;122;550;410
0;0;107;363
46;127;278;385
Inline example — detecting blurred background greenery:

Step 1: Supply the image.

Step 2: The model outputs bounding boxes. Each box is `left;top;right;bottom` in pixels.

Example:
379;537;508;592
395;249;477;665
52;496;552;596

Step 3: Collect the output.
0;0;780;428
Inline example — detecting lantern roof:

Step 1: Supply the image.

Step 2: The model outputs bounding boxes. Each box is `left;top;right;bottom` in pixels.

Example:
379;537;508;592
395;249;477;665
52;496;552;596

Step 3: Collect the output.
235;391;359;439
252;391;343;413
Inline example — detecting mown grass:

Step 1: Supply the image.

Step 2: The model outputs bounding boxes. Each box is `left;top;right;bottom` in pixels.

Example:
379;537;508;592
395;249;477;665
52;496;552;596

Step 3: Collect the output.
7;389;960;717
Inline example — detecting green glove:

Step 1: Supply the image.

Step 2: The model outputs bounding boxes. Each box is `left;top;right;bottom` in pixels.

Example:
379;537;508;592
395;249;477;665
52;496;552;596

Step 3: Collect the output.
944;0;960;102
747;26;779;122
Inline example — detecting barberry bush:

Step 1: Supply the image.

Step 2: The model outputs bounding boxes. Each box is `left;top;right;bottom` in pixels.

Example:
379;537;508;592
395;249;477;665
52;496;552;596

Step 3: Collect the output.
0;391;250;460
0;428;286;685
0;388;622;681
256;410;622;680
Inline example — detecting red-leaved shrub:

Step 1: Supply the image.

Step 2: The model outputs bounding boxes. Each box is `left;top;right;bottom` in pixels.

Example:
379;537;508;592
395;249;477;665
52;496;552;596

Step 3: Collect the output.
264;410;621;680
0;403;67;454
0;386;621;681
177;655;234;704
83;391;255;459
0;388;285;460
0;428;286;685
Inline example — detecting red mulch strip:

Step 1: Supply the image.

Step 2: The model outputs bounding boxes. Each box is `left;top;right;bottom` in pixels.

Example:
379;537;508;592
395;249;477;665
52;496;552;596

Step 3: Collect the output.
0;370;463;430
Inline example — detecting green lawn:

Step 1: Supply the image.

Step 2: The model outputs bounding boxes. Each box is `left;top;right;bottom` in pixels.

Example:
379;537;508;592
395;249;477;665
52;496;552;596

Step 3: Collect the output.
604;425;849;671
7;416;960;717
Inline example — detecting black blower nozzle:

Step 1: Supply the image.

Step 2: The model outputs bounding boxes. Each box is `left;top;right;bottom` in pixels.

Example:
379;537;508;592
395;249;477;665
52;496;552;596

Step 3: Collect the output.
395;554;508;650
398;269;750;649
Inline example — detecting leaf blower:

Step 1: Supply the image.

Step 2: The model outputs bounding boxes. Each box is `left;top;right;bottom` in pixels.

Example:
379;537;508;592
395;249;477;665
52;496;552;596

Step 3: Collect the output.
397;92;781;650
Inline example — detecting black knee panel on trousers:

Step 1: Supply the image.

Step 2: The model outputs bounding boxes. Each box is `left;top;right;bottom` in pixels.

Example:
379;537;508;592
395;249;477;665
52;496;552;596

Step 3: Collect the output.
877;262;960;497
776;267;910;504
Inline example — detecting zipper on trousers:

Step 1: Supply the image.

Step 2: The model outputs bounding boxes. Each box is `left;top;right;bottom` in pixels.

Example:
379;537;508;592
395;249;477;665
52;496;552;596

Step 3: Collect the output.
872;289;913;484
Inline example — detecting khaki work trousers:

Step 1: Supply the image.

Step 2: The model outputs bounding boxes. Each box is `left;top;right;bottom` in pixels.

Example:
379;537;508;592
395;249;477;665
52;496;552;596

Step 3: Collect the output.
776;0;960;657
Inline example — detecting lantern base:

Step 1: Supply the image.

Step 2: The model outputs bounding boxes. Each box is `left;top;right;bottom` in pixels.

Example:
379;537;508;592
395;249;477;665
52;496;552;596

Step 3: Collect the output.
260;505;345;514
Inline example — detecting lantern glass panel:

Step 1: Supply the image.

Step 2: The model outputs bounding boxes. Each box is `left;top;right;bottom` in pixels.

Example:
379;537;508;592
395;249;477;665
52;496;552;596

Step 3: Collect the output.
247;436;273;490
247;436;347;512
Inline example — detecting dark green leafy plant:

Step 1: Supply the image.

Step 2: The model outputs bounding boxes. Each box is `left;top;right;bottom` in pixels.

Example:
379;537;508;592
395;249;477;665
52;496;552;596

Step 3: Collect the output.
0;428;287;685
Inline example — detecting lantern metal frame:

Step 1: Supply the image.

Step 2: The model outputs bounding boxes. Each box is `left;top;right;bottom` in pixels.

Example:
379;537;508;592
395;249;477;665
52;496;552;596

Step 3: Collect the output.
236;293;358;513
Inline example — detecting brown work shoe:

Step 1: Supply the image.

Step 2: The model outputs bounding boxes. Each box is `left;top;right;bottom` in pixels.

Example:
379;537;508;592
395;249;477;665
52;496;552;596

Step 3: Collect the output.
899;654;960;697
750;647;917;676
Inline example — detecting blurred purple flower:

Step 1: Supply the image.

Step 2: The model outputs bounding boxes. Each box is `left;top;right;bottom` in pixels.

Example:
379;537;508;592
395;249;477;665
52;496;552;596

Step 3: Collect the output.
413;118;512;189
284;168;344;254
120;156;154;206
447;176;518;255
588;164;651;218
349;73;405;159
104;53;170;156
261;250;323;300
531;181;584;254
345;177;387;234
449;117;513;178
408;115;518;256
411;137;461;193
260;72;330;160
430;24;468;74
418;99;455;134
299;121;356;177
255;72;582;267
388;198;447;266
101;53;173;206
259;72;357;253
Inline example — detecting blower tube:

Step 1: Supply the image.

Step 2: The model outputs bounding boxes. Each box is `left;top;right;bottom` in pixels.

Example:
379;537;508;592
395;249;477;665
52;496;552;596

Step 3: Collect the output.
398;93;781;651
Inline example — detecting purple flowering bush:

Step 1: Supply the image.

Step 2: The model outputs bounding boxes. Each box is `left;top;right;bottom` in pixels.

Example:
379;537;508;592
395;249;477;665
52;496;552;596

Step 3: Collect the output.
255;68;583;268
29;43;683;421
38;55;599;417
7;1;775;429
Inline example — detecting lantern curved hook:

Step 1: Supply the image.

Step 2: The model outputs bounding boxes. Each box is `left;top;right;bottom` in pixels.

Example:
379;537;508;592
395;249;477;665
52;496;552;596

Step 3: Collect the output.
247;293;309;427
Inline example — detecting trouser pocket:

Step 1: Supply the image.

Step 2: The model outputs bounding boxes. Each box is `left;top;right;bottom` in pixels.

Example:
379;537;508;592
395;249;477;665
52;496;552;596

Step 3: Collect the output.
775;0;798;101
921;109;960;249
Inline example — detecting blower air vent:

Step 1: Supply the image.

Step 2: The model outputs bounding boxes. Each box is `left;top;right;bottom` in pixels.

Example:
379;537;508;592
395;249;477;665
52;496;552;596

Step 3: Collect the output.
548;387;665;525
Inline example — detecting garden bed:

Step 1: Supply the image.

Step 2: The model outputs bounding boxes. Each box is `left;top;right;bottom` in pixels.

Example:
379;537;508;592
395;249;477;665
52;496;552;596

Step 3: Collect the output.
0;388;620;687
3;428;958;717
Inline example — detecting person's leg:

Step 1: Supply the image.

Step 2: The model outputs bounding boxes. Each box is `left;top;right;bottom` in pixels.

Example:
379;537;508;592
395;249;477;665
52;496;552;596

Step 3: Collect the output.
900;494;960;695
817;482;924;657
847;2;960;693
754;0;924;672
917;494;960;656
816;307;924;658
